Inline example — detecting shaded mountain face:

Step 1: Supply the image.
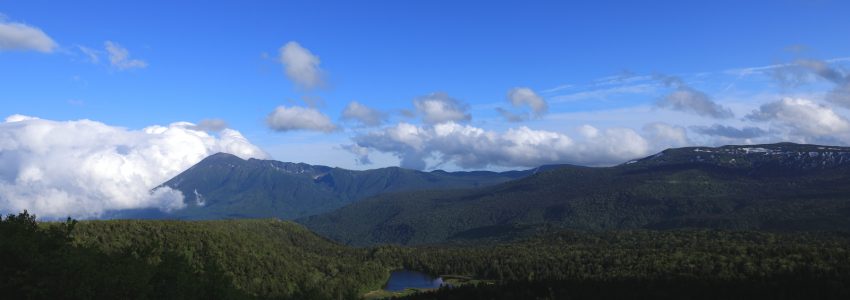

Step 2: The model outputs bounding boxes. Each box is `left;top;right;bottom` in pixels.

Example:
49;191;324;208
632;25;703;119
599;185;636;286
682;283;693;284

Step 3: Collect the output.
299;143;850;246
122;153;545;220
625;142;850;172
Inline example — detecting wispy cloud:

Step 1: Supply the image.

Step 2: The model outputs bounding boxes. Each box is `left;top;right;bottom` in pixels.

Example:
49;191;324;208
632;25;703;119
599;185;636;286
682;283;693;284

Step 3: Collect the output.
105;41;148;70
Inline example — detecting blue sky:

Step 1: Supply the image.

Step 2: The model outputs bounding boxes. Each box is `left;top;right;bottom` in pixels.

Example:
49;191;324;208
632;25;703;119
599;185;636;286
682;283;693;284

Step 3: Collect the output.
2;0;850;171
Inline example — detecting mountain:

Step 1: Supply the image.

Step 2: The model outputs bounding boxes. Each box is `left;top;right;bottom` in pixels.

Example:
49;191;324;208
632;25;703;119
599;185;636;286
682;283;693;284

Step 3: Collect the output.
299;143;850;246
122;153;548;220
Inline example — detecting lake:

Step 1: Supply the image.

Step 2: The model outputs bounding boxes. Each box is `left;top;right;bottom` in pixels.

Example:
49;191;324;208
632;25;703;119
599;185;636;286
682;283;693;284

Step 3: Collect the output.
383;270;445;291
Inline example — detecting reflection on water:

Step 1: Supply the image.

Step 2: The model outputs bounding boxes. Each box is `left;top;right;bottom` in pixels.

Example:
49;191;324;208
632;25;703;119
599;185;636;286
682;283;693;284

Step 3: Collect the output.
384;270;445;291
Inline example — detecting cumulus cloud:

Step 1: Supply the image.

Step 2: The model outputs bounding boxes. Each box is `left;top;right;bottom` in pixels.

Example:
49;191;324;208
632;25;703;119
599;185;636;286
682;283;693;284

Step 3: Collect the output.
498;87;549;122
350;122;654;169
692;124;767;139
413;92;471;124
279;41;324;89
0;17;57;52
0;115;267;219
266;105;337;132
105;41;148;70
655;76;734;119
746;98;850;137
341;101;386;126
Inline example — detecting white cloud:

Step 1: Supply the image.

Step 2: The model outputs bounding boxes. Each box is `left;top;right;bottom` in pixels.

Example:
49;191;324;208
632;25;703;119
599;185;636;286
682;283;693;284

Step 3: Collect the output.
351;122;654;169
266;105;337;132
279;41;324;89
0;116;267;219
413;92;471;125
746;98;850;138
105;41;148;70
0;18;57;52
341;101;386;126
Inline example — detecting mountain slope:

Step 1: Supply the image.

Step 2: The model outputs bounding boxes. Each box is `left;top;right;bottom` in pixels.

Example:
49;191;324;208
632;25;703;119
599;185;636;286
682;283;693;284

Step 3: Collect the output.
129;153;545;220
299;143;850;246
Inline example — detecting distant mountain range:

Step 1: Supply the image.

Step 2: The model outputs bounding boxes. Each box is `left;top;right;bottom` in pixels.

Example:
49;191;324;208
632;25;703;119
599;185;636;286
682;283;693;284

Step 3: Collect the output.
109;152;553;220
299;143;850;245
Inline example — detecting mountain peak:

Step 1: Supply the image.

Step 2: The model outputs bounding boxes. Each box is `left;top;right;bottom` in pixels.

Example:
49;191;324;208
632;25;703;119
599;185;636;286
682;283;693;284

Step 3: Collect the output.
205;152;244;160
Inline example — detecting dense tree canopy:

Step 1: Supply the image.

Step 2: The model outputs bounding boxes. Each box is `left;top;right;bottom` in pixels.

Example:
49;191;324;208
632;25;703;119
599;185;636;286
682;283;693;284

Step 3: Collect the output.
3;211;849;299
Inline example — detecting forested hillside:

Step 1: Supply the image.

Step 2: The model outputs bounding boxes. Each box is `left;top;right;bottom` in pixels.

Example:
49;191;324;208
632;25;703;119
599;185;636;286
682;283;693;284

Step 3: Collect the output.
383;230;850;299
3;211;850;299
117;153;542;220
1;211;386;299
301;143;850;246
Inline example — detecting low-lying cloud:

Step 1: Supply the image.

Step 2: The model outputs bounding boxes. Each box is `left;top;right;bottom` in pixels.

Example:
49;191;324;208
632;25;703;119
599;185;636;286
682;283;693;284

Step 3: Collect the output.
0;115;267;219
692;124;767;139
746;98;850;138
350;122;659;169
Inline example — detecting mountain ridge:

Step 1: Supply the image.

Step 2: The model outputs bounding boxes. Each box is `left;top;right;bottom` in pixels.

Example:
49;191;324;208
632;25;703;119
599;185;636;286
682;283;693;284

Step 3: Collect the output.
120;152;551;220
299;142;850;246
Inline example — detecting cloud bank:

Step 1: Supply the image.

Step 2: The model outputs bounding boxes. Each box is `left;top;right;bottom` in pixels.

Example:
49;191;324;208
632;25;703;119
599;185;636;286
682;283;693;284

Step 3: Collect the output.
0;115;267;219
747;98;850;139
351;121;658;169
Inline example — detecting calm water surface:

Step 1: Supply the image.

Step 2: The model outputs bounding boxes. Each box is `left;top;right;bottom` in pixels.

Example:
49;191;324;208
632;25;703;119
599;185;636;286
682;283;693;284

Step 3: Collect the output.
384;270;445;291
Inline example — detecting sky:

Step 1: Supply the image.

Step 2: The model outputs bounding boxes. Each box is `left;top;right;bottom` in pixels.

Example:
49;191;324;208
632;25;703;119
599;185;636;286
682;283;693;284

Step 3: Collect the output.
2;1;850;217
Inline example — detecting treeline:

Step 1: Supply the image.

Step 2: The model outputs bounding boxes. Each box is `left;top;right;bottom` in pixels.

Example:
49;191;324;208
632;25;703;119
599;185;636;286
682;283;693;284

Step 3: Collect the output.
1;211;386;299
374;230;850;298
3;211;850;299
394;277;849;300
